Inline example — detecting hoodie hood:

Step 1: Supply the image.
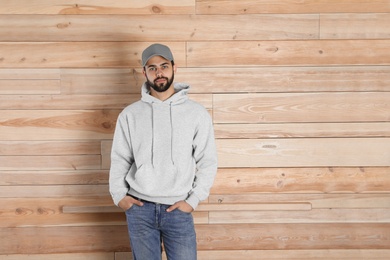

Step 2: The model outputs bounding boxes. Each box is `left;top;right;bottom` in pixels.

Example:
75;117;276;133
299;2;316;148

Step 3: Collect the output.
140;82;190;167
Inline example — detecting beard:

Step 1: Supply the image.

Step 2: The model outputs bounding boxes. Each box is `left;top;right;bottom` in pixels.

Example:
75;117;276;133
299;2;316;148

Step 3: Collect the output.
146;72;175;93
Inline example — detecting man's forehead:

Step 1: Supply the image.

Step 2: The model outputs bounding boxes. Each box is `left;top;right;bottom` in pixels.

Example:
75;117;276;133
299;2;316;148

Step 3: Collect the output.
146;56;171;67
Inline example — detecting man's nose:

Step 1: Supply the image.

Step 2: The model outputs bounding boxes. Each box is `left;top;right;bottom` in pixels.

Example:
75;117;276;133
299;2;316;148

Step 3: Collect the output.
156;68;163;76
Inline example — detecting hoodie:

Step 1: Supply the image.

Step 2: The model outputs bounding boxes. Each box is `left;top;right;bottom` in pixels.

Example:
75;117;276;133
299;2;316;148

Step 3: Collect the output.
109;82;218;210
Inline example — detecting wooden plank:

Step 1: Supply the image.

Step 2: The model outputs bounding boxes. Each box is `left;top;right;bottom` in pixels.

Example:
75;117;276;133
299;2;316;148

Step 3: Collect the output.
0;0;195;14
209;193;390;209
0;170;108;185
0;211;208;227
0;69;60;79
187;40;390;67
0;42;186;68
321;13;390;39
0;14;318;42
0;197;208;226
209;208;390;224
213;92;390;123
61;68;140;94
214;122;390;139
196;0;390;14
0;253;115;260
196;223;390;250
0;155;101;171
216;138;390;167
0;110;118;141
0;80;60;94
60;66;390;94
101;140;112;170
211;168;390;194
0;185;109;198
62;203;311;214
0;141;101;155
2;224;389;253
118;250;390;260
0;226;130;254
0;95;137;109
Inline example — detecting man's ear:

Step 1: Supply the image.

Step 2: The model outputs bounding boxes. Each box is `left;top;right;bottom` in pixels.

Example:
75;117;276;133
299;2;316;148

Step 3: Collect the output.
173;64;177;73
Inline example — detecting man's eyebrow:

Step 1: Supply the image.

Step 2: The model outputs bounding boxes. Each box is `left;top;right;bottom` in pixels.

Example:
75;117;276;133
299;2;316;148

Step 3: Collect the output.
146;62;170;68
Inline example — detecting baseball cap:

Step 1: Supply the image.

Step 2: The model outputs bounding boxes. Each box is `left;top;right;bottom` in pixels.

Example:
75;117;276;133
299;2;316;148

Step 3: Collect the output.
142;43;174;67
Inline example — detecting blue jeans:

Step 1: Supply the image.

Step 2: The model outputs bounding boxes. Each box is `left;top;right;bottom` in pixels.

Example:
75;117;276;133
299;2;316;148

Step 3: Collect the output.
125;199;197;260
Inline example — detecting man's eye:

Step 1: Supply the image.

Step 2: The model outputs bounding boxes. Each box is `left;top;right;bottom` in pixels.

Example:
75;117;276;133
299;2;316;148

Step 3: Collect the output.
149;67;156;72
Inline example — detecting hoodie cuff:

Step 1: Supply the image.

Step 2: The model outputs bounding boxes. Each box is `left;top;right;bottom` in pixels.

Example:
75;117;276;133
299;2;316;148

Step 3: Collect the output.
185;194;200;210
112;193;127;207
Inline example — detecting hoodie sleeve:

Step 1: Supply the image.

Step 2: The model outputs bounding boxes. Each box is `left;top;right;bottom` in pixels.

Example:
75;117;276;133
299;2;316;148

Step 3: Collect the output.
109;113;133;206
185;109;218;210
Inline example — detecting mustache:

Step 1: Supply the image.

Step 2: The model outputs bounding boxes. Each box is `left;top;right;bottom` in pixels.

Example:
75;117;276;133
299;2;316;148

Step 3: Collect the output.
154;76;168;82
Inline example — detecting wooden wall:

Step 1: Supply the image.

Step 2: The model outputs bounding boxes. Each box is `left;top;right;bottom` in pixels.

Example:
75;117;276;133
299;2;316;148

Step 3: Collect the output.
1;1;390;259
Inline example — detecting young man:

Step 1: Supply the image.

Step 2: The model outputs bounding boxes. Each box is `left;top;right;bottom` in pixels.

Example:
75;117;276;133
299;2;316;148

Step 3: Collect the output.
109;43;218;260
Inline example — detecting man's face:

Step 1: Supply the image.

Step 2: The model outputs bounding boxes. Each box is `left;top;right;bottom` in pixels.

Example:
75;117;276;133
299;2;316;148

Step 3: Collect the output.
144;56;175;93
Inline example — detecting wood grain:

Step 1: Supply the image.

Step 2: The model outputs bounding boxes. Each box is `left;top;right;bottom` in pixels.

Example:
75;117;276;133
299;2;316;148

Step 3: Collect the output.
187;40;390;66
320;13;390;39
196;0;390;14
217;138;390;167
211;167;390;194
59;66;390;94
1;0;389;258
0;0;195;14
0;14;318;41
0;42;186;68
214;122;390;138
213;92;390;123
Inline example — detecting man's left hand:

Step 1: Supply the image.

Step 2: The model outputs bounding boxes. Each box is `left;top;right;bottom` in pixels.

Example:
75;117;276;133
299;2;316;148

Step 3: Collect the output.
166;200;194;213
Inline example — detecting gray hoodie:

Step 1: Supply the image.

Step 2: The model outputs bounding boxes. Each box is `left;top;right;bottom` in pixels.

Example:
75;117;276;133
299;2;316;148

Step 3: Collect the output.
109;82;218;210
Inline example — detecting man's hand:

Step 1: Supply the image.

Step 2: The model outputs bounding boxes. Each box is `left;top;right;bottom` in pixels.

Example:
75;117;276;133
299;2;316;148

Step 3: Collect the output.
118;195;144;211
166;200;194;213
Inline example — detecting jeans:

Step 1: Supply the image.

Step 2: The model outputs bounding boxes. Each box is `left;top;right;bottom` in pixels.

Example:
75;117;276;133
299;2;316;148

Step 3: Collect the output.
125;199;197;260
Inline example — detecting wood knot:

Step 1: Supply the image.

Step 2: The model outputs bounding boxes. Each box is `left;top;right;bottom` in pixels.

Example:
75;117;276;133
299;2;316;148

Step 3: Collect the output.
102;121;112;129
15;208;33;215
57;22;71;29
152;5;161;13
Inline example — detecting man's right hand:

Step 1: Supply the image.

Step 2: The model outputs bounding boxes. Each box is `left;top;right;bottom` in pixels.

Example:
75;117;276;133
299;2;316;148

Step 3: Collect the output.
118;195;144;211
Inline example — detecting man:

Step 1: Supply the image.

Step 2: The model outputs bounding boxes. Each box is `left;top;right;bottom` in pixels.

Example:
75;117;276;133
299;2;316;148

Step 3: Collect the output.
109;43;218;260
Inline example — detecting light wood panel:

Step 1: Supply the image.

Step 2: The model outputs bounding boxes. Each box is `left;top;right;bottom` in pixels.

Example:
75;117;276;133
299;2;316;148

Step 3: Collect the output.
117;250;390;260
1;0;389;258
211;167;390;193
0;0;195;14
320;13;390;39
0;42;186;68
0;155;101;170
213;92;390;123
196;0;390;14
209;194;390;209
0;14;318;42
0;170;108;185
1;224;389;254
217;138;390;167
0;253;116;260
187;40;390;67
214;122;390;138
58;66;390;94
0;110;118;140
0;80;60;94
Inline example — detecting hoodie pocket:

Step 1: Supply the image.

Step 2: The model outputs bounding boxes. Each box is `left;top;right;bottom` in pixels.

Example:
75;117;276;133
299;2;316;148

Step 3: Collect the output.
131;163;182;197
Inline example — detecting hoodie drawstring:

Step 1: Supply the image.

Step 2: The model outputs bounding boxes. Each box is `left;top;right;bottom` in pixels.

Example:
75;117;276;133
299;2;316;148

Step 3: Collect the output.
169;102;175;165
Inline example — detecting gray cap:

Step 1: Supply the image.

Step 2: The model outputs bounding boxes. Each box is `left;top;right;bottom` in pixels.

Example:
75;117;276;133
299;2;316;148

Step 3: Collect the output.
142;43;174;67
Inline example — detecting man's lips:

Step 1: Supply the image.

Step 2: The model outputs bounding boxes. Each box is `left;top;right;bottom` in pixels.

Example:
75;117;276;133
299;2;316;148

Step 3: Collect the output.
155;78;167;83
